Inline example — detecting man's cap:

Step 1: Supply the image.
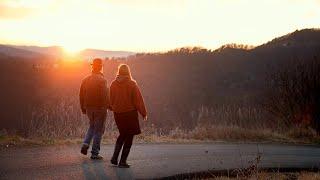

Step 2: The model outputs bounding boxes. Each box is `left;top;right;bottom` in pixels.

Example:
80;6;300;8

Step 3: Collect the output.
91;58;103;66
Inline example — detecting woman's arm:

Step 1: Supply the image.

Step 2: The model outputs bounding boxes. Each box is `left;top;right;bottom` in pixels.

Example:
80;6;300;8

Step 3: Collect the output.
132;83;147;118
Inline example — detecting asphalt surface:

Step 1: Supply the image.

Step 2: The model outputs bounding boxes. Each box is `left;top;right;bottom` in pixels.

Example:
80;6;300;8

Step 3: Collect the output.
0;143;319;179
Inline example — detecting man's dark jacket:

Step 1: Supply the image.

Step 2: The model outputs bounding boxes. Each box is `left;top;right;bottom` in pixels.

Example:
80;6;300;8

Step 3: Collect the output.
79;72;110;113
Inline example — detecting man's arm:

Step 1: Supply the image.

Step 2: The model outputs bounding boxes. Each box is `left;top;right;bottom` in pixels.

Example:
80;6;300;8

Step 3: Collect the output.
103;80;112;110
79;80;86;114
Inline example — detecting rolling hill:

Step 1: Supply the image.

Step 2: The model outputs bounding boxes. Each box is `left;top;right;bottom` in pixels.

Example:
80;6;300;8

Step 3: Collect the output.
0;44;135;59
0;28;319;133
0;45;47;60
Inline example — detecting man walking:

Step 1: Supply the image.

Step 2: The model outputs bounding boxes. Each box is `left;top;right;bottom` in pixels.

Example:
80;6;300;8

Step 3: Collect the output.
79;58;110;160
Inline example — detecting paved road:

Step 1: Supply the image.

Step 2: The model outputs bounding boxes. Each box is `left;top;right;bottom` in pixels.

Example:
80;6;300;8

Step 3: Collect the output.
0;143;319;179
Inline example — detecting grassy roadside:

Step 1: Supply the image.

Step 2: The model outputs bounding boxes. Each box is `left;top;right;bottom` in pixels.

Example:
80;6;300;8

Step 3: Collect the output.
243;171;320;180
169;171;320;180
0;127;319;148
238;172;320;180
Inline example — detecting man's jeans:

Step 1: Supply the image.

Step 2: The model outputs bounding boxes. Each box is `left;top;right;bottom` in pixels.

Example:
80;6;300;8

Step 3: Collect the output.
83;109;107;156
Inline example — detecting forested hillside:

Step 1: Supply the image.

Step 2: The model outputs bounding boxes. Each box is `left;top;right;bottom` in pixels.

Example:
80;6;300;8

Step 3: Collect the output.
0;29;319;137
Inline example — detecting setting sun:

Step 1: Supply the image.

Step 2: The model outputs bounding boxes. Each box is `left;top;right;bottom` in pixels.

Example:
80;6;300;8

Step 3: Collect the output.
62;45;83;55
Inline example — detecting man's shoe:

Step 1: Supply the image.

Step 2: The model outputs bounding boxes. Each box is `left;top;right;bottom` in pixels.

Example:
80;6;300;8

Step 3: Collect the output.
118;162;130;168
90;154;103;160
81;144;89;155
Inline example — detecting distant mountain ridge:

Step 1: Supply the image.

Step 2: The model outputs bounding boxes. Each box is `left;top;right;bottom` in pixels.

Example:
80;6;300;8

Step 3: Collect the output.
0;28;319;60
9;45;63;57
255;28;320;50
0;44;47;59
79;49;135;59
0;44;135;59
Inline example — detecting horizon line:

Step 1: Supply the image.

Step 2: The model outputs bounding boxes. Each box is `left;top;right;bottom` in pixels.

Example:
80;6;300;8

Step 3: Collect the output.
1;28;319;53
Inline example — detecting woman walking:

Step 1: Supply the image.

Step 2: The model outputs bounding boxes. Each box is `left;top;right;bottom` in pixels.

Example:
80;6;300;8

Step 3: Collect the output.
110;64;147;168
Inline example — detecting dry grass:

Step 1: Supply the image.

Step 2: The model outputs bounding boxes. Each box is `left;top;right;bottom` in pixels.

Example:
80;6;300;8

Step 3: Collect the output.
298;172;320;180
2;101;319;146
169;125;286;142
5;95;316;146
287;127;319;140
0;135;84;147
204;172;320;180
1;124;319;147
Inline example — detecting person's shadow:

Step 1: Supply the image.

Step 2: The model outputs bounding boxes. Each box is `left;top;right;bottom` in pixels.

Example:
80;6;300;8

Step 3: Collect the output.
81;159;110;180
81;158;134;180
114;167;134;180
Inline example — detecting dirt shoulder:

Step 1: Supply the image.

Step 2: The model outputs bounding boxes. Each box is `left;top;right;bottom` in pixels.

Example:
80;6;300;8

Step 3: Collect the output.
1;134;319;149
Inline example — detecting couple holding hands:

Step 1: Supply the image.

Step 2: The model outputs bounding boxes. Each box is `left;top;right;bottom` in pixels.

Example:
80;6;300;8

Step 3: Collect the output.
79;58;147;168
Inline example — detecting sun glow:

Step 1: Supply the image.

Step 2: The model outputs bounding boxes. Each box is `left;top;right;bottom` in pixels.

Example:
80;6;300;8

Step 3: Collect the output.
0;0;319;52
62;45;83;56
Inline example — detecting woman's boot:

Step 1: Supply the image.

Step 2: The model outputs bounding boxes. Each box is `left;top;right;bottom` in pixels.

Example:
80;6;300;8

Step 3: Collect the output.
110;143;122;165
118;147;131;168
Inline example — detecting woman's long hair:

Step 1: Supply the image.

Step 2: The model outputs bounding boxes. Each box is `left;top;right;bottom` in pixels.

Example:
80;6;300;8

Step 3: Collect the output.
117;64;133;80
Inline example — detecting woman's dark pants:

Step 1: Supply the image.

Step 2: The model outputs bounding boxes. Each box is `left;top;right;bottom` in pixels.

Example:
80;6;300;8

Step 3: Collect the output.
111;134;134;164
112;110;140;164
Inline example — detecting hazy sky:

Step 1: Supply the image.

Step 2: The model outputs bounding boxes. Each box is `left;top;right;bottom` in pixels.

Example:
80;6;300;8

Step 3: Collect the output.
0;0;319;52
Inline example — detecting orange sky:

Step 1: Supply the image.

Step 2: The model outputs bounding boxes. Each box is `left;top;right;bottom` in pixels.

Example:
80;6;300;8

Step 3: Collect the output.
0;0;319;52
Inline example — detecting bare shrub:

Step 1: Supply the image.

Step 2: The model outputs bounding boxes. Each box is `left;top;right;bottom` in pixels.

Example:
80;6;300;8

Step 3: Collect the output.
287;127;318;139
265;56;320;134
